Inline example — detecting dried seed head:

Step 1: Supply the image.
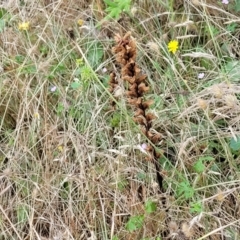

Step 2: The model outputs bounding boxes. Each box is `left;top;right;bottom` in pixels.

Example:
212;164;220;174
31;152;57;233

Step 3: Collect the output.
114;86;124;97
197;98;208;110
131;6;138;16
225;94;237;108
169;221;178;234
191;0;202;6
181;222;194;238
215;189;225;202
212;85;223;98
146;41;159;53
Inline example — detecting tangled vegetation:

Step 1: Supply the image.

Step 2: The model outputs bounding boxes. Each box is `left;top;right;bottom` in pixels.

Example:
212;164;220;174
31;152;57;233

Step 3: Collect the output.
0;0;240;239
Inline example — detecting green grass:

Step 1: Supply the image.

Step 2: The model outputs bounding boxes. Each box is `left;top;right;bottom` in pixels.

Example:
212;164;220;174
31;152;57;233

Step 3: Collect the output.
0;0;240;239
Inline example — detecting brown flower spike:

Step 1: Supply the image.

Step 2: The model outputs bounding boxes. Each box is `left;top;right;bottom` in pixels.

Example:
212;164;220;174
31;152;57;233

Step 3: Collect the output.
110;32;163;190
112;32;161;148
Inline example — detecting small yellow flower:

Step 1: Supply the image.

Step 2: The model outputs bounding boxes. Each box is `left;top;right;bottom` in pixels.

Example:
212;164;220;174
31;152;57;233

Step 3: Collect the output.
168;40;179;54
33;112;40;119
18;22;30;31
77;19;84;26
57;145;63;152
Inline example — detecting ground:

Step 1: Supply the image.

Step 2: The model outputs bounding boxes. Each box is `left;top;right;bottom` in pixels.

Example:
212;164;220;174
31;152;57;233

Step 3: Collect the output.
0;0;240;239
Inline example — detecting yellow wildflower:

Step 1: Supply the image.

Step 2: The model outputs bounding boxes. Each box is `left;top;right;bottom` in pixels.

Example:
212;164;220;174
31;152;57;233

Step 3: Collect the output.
168;40;179;54
18;22;30;31
77;19;84;26
57;145;63;152
33;112;40;119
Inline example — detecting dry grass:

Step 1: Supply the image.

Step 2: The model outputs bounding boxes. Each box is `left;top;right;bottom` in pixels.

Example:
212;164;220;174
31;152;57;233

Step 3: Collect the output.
0;0;240;239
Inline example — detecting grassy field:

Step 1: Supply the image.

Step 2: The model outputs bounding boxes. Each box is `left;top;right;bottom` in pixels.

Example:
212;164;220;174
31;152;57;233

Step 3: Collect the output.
0;0;240;239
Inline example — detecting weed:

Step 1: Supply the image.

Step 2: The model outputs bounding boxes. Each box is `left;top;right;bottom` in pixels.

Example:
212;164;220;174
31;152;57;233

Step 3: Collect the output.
104;0;132;20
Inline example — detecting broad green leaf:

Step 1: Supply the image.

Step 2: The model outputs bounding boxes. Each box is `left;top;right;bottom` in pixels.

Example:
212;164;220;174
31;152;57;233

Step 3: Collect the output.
144;200;157;214
86;42;104;68
236;0;240;12
126;215;144;232
104;0;118;8
226;23;237;33
222;60;240;82
15;55;25;64
70;81;81;89
193;156;214;174
193;160;205;173
0;8;8;19
230;136;240;151
104;0;131;19
20;64;37;74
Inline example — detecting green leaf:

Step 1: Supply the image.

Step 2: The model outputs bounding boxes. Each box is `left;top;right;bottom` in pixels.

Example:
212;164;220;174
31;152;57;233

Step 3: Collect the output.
15;55;25;64
0;19;5;33
144;200;157;214
86;42;104;68
112;236;119;240
198;156;214;162
193;160;205;173
0;8;11;31
176;181;194;200
137;172;146;181
104;0;131;20
70;81;81;89
117;177;128;191
230;136;240;151
17;205;28;224
110;113;121;127
193;156;214;174
80;65;94;81
226;23;237;33
20;64;37;74
0;8;8;19
126;215;144;232
57;102;64;115
235;0;240;12
222;60;240;82
190;201;203;213
104;0;118;8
